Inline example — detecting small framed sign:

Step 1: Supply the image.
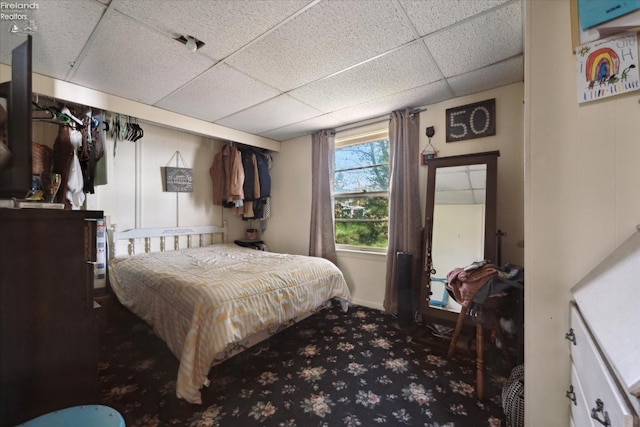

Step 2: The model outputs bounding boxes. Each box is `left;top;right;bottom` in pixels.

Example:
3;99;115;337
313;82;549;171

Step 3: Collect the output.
165;167;193;192
446;98;496;142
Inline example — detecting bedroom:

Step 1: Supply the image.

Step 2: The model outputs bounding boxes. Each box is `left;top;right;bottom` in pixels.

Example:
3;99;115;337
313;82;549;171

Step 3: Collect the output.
1;1;639;426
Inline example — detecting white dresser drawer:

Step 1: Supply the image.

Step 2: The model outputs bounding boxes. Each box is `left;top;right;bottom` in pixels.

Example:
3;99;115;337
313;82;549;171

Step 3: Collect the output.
570;362;597;427
570;305;636;427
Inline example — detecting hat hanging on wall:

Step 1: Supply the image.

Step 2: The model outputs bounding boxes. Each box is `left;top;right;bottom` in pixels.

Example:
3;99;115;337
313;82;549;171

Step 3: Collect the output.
421;126;437;165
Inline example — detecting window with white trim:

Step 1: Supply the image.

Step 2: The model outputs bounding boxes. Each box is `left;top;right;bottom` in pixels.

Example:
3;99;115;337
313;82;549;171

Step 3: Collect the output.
334;130;389;250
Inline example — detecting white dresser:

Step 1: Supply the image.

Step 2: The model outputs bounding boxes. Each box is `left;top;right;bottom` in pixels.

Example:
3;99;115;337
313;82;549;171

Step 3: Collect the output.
568;231;640;427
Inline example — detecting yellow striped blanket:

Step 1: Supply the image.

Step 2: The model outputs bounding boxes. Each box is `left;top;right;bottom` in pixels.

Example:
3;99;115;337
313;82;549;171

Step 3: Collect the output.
108;243;351;404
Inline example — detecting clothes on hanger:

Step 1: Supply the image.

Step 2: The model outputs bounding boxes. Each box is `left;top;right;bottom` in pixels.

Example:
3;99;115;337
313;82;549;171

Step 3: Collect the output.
78;108;104;193
210;143;244;207
210;144;272;220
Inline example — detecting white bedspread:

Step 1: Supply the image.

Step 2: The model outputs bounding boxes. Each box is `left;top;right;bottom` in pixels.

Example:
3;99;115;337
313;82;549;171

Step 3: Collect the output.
108;243;350;404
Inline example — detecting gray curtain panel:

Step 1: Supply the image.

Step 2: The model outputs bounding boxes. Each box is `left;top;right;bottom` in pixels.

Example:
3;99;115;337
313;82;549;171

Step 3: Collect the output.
309;129;337;264
384;109;422;314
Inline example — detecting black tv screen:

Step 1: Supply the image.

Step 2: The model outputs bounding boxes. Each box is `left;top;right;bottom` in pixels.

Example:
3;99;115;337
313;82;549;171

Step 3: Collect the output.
0;35;32;199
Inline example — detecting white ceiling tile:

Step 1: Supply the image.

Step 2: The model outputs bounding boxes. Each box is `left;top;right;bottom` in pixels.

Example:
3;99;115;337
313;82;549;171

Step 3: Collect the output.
227;0;416;91
436;190;475;205
290;42;442;113
328;79;453;124
71;10;214;105
469;169;487;188
260;114;346;141
0;0;106;79
425;1;522;77
399;0;511;36
448;55;523;97
114;0;312;60
216;95;323;135
0;0;525;141
156;64;281;122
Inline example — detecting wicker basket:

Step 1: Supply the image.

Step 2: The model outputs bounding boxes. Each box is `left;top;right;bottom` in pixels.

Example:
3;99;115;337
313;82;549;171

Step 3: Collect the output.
32;142;53;176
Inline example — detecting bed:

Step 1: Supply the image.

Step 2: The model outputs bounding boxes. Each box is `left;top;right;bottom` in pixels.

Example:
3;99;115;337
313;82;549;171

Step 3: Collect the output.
107;222;351;404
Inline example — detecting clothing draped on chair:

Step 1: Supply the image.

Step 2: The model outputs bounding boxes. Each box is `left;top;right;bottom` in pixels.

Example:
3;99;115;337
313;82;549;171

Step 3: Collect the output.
384;109;422;314
309;129;338;264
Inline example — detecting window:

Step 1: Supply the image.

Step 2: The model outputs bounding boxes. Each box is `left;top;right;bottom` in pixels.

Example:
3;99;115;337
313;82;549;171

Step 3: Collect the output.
334;131;389;250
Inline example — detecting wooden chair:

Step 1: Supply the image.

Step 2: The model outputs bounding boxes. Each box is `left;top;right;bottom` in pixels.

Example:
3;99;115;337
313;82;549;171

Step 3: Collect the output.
447;294;511;401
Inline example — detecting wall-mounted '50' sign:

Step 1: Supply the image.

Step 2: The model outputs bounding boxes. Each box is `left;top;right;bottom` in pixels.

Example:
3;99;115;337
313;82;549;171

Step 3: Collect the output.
445;98;496;142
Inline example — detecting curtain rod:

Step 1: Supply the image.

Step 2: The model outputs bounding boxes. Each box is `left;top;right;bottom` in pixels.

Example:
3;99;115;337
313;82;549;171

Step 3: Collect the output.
335;108;426;134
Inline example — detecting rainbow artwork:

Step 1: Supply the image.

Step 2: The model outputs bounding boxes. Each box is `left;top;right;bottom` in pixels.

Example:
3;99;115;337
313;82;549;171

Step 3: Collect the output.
576;31;639;104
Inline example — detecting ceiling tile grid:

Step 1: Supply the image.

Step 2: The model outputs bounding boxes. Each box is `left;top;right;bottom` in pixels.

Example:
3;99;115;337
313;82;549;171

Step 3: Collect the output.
0;0;106;80
289;41;443;113
216;94;323;135
71;9;215;105
112;0;314;61
0;0;524;142
423;1;523;78
260;113;346;142
225;0;417;92
448;55;524;97
156;64;281;122
399;0;512;36
264;79;454;141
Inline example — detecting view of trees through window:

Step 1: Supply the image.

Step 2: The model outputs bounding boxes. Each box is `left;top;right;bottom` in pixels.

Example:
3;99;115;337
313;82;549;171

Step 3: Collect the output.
334;137;389;248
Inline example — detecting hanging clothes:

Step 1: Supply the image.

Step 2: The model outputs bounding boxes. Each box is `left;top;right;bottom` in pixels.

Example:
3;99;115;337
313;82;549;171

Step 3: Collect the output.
78;108;104;194
66;127;85;209
238;147;271;220
93;110;110;186
255;150;271;198
240;148;259;201
210;144;244;207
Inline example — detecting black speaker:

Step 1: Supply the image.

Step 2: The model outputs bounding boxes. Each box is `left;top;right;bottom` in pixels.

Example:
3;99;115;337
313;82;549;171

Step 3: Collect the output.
395;251;414;331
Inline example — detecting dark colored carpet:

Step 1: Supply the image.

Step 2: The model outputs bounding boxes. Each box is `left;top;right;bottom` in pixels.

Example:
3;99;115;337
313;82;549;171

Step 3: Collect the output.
98;298;508;426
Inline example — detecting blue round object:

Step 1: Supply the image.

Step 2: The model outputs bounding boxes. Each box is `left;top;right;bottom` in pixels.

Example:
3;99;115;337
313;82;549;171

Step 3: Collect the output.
18;405;125;427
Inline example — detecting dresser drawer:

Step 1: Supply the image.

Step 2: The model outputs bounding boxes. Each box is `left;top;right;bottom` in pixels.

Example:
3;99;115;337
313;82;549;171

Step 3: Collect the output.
570;362;597;427
570;305;636;427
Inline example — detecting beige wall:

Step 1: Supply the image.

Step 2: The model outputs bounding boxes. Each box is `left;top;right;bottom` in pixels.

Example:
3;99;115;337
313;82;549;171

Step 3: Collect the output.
526;2;640;425
268;82;525;310
87;122;224;232
419;83;525;267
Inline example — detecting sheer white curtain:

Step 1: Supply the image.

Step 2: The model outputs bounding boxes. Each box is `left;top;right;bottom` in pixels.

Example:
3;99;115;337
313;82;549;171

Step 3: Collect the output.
309;129;337;264
384;109;422;314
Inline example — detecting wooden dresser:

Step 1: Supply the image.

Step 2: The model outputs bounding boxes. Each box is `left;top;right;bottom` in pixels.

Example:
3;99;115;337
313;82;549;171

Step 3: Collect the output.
0;208;103;426
567;231;640;426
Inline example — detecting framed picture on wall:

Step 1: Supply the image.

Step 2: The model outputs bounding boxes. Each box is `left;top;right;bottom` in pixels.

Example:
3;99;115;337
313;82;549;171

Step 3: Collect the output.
164;167;193;192
445;99;496;142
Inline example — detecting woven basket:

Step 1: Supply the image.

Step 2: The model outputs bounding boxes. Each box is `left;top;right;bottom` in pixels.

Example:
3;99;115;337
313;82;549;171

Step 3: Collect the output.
32;142;53;176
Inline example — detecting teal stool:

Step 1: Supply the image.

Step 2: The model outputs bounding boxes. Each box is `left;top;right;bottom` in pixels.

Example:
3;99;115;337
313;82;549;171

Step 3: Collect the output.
18;405;125;427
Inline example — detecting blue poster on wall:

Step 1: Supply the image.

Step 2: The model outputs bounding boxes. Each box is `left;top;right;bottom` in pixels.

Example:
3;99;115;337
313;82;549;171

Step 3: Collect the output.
578;0;640;29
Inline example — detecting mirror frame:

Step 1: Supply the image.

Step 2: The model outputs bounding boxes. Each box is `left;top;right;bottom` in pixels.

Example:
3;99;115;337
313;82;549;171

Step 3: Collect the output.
420;150;500;323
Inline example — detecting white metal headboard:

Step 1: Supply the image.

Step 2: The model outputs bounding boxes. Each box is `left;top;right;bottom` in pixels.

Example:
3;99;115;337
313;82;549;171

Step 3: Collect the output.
109;221;228;258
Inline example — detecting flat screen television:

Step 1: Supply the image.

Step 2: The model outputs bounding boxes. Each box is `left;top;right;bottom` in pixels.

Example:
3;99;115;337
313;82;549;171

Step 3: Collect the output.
0;35;32;199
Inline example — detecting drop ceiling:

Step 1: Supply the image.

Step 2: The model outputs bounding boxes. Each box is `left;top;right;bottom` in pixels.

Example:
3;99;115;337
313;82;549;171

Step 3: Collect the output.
435;164;487;205
0;0;523;142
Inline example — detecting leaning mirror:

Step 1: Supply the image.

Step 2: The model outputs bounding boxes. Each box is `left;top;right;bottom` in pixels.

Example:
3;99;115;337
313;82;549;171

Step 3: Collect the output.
420;151;499;323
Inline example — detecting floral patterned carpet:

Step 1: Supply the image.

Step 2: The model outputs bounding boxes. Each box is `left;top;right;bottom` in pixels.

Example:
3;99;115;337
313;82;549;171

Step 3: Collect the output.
98;298;508;427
